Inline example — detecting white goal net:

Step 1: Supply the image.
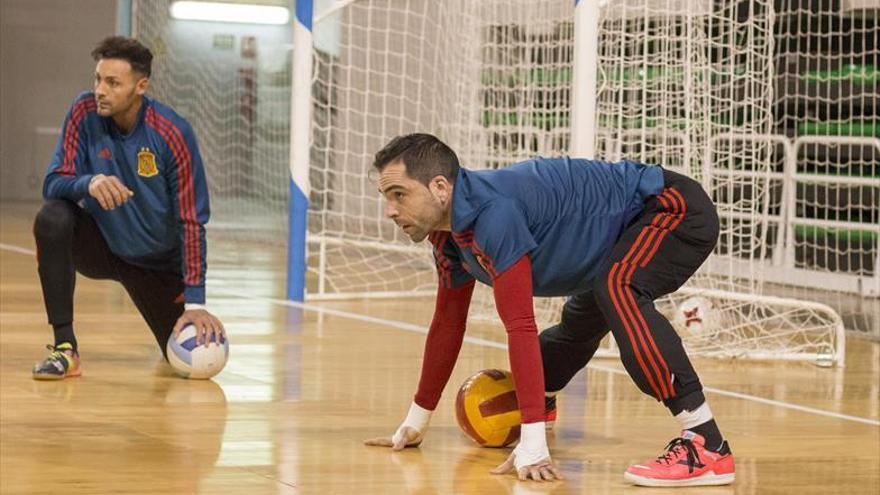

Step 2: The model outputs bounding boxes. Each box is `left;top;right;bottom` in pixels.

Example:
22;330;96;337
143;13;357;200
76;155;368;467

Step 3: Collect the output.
131;0;880;365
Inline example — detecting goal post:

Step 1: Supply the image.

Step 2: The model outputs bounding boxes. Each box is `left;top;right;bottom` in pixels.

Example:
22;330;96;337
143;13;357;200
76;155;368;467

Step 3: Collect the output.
570;0;600;158
288;0;314;301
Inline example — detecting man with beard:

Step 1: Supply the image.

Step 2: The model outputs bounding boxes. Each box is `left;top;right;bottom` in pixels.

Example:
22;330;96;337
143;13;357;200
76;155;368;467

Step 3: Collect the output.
32;36;223;380
364;134;734;487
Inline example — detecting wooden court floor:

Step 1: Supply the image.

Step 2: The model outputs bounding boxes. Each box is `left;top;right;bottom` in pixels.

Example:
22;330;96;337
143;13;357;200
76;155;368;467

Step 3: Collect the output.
1;202;878;494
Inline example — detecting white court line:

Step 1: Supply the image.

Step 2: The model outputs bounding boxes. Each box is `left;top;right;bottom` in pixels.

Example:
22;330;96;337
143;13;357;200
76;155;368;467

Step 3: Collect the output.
0;243;36;256
1;243;878;427
219;290;880;427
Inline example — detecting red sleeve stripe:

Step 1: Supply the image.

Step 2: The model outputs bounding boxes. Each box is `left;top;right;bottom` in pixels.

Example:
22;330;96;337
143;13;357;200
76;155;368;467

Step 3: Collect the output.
145;108;192;281
147;108;200;286
145;109;196;286
60;98;97;176
145;107;201;286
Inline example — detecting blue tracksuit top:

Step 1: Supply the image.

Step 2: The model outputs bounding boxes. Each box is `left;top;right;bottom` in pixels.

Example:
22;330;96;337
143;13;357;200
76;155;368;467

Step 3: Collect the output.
432;157;664;296
43;92;210;304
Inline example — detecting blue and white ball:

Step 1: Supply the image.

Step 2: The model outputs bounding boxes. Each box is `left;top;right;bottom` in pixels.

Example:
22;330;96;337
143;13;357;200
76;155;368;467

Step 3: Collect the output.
166;324;229;379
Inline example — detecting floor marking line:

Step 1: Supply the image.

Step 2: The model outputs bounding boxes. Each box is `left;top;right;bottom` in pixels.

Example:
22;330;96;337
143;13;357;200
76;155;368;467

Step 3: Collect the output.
220;289;880;428
2;243;876;427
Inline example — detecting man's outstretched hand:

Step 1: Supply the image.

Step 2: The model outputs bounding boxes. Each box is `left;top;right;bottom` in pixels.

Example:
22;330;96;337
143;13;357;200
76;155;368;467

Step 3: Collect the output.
364;426;424;451
491;451;563;482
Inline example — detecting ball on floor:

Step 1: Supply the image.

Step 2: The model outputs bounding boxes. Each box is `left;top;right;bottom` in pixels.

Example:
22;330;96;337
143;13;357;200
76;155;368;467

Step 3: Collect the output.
455;369;521;447
166;324;229;379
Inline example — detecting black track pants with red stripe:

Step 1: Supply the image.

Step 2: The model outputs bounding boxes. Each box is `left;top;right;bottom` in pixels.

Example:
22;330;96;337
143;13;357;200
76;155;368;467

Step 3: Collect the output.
539;169;719;413
33;199;185;356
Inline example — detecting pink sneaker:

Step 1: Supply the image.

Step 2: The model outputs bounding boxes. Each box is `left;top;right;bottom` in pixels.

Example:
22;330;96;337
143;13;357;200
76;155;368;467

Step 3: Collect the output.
624;431;735;487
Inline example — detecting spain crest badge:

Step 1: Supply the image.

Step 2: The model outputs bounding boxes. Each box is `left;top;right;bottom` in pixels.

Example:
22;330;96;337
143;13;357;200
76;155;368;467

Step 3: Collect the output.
137;147;158;177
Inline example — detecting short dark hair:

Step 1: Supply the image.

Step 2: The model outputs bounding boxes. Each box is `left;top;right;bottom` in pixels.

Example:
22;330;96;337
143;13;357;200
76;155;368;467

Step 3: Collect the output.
91;36;153;77
372;133;460;185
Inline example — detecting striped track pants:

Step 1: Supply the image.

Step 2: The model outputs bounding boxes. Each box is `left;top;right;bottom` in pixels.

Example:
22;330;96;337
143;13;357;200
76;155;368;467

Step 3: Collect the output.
540;169;719;411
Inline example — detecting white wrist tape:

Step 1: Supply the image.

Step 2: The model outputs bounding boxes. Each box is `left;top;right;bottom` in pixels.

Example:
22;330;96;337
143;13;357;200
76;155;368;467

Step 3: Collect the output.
184;303;207;311
392;402;432;444
513;422;550;470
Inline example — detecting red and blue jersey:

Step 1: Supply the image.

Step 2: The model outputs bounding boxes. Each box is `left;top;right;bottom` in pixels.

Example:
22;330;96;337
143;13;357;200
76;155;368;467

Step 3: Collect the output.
431;157;664;295
43;92;210;304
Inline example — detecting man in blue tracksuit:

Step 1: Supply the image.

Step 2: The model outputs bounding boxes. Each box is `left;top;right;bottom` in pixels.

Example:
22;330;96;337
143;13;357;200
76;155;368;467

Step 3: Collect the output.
32;36;223;380
365;134;733;487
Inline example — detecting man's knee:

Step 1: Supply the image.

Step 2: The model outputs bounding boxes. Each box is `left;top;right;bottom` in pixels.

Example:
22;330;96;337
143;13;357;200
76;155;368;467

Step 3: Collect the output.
560;303;591;336
33;200;78;243
552;292;604;342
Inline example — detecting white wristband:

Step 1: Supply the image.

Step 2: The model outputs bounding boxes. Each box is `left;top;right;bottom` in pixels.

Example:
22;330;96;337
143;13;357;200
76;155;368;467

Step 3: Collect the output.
513;422;550;470
185;303;207;311
392;402;432;444
402;401;432;431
